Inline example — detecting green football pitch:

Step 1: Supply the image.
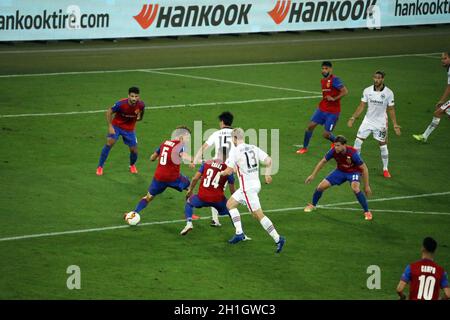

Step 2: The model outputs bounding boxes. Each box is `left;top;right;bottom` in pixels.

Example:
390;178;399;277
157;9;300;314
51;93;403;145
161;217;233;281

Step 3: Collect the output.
0;26;449;299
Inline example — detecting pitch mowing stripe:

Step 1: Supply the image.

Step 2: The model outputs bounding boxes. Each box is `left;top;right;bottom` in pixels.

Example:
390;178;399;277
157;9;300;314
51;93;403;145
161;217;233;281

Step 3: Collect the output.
143;70;321;95
0;191;448;242
320;207;450;216
0;31;448;55
0;52;441;78
0;95;321;118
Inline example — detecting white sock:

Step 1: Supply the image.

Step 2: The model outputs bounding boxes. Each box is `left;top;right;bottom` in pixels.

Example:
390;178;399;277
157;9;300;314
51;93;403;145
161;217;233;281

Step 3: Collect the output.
229;208;243;234
186;221;193;228
259;216;280;243
423;117;440;139
354;138;364;154
380;145;389;171
211;207;219;222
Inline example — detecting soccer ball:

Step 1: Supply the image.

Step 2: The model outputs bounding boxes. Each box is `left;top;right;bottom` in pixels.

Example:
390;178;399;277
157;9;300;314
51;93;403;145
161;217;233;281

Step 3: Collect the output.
124;211;140;226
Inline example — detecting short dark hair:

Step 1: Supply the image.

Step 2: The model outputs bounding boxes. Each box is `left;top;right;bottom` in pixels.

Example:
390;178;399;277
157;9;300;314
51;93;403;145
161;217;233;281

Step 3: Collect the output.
423;237;437;253
218;111;234;126
334;135;347;145
129;86;140;94
375;70;386;78
322;61;332;68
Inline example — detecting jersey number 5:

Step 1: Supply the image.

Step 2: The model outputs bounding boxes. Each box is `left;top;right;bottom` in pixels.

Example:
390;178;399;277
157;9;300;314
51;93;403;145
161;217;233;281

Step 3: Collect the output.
160;147;170;165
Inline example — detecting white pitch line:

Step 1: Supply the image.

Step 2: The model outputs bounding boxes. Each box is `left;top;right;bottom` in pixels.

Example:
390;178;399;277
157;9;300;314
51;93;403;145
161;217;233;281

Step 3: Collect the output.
0;31;447;55
0;52;441;78
143;69;321;95
0;95;321;118
0;191;448;242
320;207;450;216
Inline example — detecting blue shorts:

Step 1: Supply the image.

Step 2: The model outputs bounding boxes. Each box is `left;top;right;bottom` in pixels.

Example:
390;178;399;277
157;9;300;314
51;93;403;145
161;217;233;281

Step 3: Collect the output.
311;109;339;132
107;126;137;147
325;169;361;186
187;195;229;216
148;175;190;196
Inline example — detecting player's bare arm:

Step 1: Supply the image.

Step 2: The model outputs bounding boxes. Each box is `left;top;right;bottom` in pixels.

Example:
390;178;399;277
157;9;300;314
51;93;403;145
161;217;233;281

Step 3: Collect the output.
436;84;450;108
443;287;450;300
305;158;328;184
347;101;366;127
387;106;401;136
150;152;159;161
186;172;202;199
106;107;115;135
190;143;209;168
220;167;234;177
136;108;144;121
360;163;372;197
180;152;192;163
327;86;348;101
396;280;407;300
263;157;273;184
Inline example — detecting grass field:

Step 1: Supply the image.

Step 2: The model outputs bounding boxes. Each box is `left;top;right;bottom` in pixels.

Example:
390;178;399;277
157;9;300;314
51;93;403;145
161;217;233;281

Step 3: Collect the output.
0;26;449;299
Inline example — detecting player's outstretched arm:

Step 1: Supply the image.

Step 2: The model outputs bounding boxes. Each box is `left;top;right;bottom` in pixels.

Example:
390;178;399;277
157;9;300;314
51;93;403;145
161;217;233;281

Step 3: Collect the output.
186;172;202;199
180;152;192;163
387;106;401;136
305;158;327;184
443;287;450;300
396;280;407;300
360;163;372;197
263;157;272;184
150;152;159;161
190;143;209;168
348;101;366;128
220;167;234;177
437;84;450;107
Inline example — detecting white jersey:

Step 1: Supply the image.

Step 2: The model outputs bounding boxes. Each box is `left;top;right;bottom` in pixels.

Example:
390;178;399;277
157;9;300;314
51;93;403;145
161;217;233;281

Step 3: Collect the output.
361;85;395;128
447;66;450;85
205;128;234;161
226;143;269;190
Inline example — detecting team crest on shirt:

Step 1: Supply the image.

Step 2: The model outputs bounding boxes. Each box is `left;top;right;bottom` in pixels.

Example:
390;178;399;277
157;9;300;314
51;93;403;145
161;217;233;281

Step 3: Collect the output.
327;80;331;88
346;156;352;165
381;94;386;99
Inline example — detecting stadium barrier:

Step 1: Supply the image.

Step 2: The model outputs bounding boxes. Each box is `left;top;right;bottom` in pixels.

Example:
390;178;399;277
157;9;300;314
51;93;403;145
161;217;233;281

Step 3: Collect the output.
1;0;450;41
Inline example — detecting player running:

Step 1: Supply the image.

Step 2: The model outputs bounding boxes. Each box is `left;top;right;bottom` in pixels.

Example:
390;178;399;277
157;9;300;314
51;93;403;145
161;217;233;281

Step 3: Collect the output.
413;52;450;143
397;237;449;300
297;61;348;154
190;111;235;227
220;128;286;253
127;126;191;219
96;86;145;176
304;135;373;221
180;157;247;242
347;71;401;178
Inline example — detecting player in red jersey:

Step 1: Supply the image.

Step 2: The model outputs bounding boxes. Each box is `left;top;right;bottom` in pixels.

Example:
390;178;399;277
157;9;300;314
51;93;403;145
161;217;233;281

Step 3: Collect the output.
127;126;192;220
96;87;145;175
304;135;373;220
397;237;449;300
297;61;348;154
180;157;246;240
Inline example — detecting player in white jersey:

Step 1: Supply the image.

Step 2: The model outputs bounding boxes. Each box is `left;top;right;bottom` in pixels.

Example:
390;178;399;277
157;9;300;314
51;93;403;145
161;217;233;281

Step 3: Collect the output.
347;71;401;178
413;52;450;142
220;128;286;253
191;112;235;226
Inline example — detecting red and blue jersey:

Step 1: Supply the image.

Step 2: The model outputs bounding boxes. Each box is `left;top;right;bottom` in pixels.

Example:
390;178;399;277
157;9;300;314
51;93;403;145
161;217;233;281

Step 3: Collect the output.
401;259;448;300
319;75;344;114
198;159;235;203
154;140;184;182
111;98;145;132
325;146;363;173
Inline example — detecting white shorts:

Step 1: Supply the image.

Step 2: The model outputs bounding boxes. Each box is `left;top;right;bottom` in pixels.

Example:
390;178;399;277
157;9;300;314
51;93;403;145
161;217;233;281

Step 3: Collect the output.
231;187;261;212
357;120;387;143
440;100;450;116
